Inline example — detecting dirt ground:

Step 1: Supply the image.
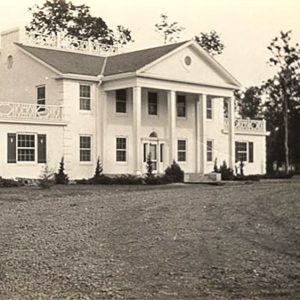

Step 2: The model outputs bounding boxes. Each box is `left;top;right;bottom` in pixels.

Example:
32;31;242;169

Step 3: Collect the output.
0;181;299;300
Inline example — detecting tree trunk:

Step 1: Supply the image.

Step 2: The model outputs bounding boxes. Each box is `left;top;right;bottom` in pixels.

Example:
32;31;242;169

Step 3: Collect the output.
283;91;290;173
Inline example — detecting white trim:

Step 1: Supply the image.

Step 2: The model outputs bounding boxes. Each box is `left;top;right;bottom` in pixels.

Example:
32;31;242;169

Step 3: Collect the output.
0;118;67;126
102;72;137;82
54;74;101;82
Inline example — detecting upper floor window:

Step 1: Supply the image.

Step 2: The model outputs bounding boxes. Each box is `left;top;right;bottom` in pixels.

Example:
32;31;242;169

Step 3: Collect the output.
235;141;254;163
116;137;127;162
80;136;91;162
177;140;186;162
116;89;127;113
37;85;46;112
177;95;186;117
148;92;158;115
206;97;213;119
80;85;91;111
206;140;213;162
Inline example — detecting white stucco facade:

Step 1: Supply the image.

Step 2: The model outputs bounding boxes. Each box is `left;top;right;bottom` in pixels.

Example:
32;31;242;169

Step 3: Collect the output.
0;28;269;179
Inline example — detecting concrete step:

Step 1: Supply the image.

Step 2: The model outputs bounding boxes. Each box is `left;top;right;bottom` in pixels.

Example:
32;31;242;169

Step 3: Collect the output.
184;172;221;183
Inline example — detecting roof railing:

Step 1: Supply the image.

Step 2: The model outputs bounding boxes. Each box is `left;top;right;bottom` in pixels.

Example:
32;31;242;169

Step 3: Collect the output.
23;31;118;56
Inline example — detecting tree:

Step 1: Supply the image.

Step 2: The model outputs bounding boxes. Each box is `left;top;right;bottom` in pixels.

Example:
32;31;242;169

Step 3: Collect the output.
146;153;154;179
234;86;263;119
54;157;69;184
155;14;185;44
262;31;300;172
93;157;103;179
195;31;224;56
26;0;133;47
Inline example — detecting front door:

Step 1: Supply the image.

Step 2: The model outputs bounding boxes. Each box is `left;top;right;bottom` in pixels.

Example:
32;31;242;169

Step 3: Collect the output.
143;141;164;174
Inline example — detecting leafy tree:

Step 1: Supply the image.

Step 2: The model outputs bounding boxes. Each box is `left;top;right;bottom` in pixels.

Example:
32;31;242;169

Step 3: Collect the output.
54;157;69;184
262;31;300;172
26;0;132;47
234;86;263;119
195;31;224;56
155;14;185;44
164;160;184;182
39;164;54;189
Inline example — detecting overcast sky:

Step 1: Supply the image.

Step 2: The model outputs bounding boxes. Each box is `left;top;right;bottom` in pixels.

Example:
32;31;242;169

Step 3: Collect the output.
0;0;299;87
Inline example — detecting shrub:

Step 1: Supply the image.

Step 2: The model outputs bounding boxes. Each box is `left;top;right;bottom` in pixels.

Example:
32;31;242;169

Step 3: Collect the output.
146;153;154;179
164;160;184;183
113;174;144;185
0;177;22;188
54;157;69;184
93;157;103;179
38;165;54;189
219;161;235;181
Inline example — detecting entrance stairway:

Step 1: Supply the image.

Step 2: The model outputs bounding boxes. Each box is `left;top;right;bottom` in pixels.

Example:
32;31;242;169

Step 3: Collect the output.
184;172;221;183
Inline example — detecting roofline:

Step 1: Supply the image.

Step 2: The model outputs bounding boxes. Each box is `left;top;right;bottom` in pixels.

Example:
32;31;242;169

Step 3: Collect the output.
137;40;241;88
54;74;101;82
137;40;193;74
16;43;62;75
189;41;242;87
102;72;137;82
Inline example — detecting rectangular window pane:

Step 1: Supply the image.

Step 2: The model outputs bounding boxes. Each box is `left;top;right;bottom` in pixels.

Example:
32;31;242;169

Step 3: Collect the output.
148;92;158;115
177;140;186;162
116;138;127;162
80;85;91;110
235;142;247;162
37;86;45;100
17;134;35;162
160;144;163;163
116;89;127;113
177;95;186;117
206;98;212;119
207;140;213;162
80;136;91;161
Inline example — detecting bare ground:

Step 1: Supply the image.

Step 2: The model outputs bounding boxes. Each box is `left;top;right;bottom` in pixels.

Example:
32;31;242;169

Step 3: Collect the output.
0;181;299;299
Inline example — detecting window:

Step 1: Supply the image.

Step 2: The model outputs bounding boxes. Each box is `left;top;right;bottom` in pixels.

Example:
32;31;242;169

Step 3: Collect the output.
207;140;213;162
148;92;158;115
7;133;46;164
177;140;186;162
80;85;91;111
17;134;35;162
235;142;254;163
206;97;213;119
37;86;46;112
80;136;91;162
116;89;127;113
7;55;13;69
177;95;186;117
116;137;127;162
160;144;164;163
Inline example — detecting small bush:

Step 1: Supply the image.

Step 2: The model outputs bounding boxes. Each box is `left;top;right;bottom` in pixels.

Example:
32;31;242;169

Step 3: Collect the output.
54;157;69;184
146;153;154;180
75;178;90;185
0;177;22;188
38;165;54;189
164;160;184;183
113;174;144;185
263;172;294;179
93;157;103;179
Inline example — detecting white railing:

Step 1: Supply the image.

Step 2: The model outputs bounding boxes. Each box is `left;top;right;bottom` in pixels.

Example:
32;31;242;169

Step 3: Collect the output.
0;102;63;122
224;118;266;133
24;31;117;56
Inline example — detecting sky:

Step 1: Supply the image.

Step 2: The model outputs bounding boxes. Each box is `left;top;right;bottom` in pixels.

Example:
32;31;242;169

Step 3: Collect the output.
0;0;300;87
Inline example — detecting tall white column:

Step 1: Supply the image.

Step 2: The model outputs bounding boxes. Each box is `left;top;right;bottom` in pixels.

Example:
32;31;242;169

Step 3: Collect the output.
168;90;176;164
195;97;201;173
199;94;206;173
133;86;142;174
228;96;235;168
101;90;107;172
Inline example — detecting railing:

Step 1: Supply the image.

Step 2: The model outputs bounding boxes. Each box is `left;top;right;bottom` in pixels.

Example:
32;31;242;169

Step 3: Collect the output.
224;118;266;133
0;102;63;122
24;31;117;56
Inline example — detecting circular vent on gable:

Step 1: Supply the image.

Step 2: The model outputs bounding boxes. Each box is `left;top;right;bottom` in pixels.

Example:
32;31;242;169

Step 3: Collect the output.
184;55;192;66
7;55;13;69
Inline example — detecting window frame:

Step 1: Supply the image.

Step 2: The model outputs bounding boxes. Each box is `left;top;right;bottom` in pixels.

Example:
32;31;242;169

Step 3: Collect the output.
177;94;186;118
206;97;213;120
37;85;46;112
79;135;92;162
79;84;91;111
148;91;158;116
116;137;127;163
115;89;127;114
206;139;214;162
235;141;254;163
177;139;187;162
17;133;36;163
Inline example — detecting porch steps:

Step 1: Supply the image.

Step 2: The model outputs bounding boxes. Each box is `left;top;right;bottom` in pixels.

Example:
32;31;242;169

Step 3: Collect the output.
184;172;221;183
